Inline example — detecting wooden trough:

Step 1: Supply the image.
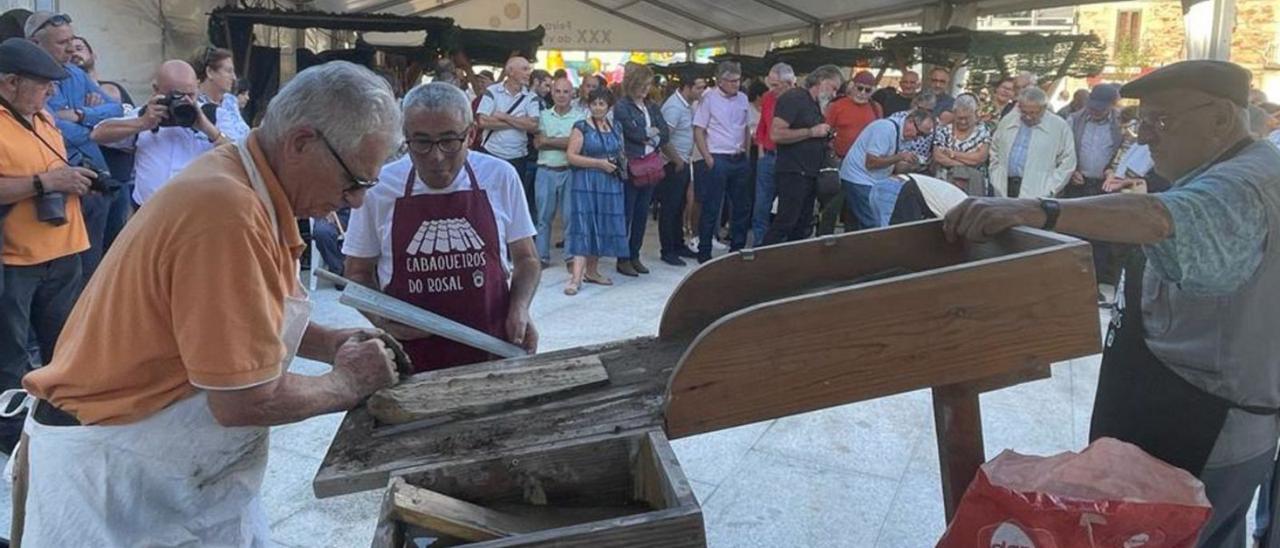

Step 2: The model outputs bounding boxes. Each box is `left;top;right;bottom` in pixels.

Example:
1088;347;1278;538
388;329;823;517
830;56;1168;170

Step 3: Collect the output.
314;220;1102;547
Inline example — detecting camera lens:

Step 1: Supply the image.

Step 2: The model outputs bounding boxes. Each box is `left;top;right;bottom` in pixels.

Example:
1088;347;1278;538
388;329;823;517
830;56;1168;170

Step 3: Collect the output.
170;102;198;128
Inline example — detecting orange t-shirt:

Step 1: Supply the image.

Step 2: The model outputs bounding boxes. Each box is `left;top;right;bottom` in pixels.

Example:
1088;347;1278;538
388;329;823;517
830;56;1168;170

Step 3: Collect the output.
0;109;89;266
826;97;881;159
24;132;305;425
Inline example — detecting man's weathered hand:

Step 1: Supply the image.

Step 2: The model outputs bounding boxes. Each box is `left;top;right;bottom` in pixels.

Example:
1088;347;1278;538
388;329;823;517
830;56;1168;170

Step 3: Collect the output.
333;337;398;400
1070;171;1085;186
1103;174;1141;193
505;307;538;353
943;197;1045;243
42;166;97;195
140;95;169;130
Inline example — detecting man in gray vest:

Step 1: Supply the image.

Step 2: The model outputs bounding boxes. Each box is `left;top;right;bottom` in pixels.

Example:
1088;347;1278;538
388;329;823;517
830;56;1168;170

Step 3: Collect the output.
942;60;1280;547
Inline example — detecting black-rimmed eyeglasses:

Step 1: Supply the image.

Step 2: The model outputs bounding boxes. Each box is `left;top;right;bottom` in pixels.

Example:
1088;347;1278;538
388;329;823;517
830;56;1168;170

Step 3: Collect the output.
318;134;377;192
406;137;468;155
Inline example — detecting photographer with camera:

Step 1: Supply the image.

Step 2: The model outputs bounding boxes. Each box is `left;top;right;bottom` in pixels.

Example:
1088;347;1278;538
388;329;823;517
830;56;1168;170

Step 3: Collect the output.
0;38;97;453
92;60;228;208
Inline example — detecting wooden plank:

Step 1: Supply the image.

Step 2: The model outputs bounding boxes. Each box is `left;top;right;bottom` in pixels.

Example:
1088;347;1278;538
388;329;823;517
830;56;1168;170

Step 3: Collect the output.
633;431;698;510
658;220;969;341
389;478;540;541
932;383;985;522
333;275;527;359
465;506;705;548
664;239;1100;439
368;355;610;425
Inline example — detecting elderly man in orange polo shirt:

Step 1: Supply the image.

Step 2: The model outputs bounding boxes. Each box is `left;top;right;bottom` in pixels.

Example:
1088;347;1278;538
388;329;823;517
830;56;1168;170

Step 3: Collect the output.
0;38;97;455
11;61;402;546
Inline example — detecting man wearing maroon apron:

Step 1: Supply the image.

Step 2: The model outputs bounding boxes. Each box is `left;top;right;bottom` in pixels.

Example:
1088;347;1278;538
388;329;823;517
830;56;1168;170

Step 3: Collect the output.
345;82;541;373
942;61;1280;547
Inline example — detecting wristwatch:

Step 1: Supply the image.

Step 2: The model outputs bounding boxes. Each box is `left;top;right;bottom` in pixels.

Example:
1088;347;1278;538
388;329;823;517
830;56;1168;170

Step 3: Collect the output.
1038;198;1061;231
32;174;45;196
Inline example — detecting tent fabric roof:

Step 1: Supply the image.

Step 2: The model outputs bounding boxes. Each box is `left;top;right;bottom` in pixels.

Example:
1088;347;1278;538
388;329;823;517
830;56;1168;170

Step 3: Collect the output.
339;0;1085;45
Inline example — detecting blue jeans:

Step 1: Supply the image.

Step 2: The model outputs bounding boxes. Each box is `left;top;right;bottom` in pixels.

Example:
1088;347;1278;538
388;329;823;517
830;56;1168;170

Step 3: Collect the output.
695;153;752;257
313;208;350;275
871;179;905;228
751;151;777;245
842;180;878;230
623;180;656;261
534;167;573;262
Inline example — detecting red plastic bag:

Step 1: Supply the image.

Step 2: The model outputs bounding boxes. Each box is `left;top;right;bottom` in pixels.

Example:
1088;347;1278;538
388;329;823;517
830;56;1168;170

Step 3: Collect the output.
936;437;1211;548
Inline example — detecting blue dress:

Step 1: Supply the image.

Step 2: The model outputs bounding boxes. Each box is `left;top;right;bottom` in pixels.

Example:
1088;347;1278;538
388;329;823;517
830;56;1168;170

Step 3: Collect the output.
566;119;629;258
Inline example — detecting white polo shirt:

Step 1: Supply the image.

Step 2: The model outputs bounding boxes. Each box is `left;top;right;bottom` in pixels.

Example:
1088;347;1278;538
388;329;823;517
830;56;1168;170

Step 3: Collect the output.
101;107;218;205
475;82;541;160
343;152;537;289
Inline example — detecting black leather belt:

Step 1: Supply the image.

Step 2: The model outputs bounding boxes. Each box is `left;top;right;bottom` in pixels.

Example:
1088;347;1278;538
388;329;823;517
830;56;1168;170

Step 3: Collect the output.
33;399;80;426
712;152;747;161
539;165;570;171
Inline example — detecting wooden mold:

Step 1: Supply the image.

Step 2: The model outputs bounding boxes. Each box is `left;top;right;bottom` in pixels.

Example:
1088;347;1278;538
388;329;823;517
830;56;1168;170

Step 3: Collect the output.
370;430;703;547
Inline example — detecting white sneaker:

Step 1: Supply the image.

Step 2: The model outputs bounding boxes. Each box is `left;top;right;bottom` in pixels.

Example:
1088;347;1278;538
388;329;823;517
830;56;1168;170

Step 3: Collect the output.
712;238;729;251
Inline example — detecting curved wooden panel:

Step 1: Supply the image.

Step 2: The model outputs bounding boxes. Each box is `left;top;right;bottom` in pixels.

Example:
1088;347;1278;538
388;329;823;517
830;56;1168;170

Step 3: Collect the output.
663;239;1100;439
657;221;1082;342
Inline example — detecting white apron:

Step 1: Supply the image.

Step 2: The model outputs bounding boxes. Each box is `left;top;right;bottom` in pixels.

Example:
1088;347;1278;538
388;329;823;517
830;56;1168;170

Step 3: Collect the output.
15;140;311;547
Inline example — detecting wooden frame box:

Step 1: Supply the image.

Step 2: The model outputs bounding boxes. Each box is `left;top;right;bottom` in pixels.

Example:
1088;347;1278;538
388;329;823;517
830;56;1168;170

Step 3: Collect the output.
319;220;1102;543
370;430;703;547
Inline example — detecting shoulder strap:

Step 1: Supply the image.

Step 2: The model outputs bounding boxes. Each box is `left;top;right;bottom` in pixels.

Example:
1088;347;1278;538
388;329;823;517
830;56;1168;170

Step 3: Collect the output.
888;119;901;155
480;92;530;150
0;94;70;165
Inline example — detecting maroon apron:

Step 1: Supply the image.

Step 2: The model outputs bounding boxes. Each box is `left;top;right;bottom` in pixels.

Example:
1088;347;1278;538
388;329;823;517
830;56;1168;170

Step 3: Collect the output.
384;163;511;372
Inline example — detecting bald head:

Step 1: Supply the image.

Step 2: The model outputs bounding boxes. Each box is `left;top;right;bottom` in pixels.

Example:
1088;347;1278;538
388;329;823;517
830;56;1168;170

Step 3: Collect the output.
154;59;199;99
503;56;532;89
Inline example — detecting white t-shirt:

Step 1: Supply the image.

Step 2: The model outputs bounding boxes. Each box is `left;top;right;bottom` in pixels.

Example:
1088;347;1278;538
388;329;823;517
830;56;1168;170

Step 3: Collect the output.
343;152;537;289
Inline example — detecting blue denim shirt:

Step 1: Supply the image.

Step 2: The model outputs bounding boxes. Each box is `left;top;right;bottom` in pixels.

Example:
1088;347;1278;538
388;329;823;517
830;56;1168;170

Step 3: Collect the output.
1144;140;1276;295
46;64;122;169
1007;123;1033;178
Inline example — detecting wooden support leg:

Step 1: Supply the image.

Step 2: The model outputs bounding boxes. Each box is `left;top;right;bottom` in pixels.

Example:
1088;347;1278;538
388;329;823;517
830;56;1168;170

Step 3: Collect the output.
932;383;984;524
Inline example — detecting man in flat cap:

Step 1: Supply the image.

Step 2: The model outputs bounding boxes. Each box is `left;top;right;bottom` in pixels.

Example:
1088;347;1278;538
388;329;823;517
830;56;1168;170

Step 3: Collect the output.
0;38;98;453
944;60;1280;546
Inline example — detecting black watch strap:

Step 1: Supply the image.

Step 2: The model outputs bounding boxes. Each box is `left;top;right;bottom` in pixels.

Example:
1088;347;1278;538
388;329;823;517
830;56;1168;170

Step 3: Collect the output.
1039;198;1061;231
32;174;44;196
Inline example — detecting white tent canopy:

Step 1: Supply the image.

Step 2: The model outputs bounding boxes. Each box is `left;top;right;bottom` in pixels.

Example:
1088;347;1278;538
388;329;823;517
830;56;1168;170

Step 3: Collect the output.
321;0;1093;52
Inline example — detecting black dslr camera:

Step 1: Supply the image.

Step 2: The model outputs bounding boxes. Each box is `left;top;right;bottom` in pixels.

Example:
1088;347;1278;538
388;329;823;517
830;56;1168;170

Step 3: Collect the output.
156;91;199;128
35;161;122;226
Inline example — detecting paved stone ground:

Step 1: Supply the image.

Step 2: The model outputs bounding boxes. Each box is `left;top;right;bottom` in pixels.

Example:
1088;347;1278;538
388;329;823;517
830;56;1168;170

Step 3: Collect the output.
0;225;1256;546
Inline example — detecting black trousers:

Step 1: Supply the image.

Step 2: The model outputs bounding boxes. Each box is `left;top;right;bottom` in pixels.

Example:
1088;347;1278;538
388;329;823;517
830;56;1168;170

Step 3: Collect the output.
762;171;816;246
0;254;82;390
657;162;690;257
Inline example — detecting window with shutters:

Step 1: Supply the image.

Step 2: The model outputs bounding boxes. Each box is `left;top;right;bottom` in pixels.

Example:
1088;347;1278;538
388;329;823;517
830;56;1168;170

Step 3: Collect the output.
1115;10;1142;51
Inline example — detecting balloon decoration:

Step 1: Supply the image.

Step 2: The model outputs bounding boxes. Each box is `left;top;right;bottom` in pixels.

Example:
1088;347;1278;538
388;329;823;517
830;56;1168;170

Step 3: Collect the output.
546;50;565;72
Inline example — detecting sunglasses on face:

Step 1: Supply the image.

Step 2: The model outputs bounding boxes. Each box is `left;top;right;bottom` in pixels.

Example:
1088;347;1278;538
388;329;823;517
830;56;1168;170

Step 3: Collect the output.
855;85;874;93
319;134;377;192
34;13;72;33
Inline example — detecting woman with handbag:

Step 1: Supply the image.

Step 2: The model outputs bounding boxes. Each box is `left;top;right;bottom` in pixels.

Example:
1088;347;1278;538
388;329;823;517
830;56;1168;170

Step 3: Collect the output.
610;64;670;277
563;88;628;296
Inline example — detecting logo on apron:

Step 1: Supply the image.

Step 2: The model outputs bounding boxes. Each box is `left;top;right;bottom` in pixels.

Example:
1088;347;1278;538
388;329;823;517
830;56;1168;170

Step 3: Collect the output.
406;217;486;255
472;270;485;288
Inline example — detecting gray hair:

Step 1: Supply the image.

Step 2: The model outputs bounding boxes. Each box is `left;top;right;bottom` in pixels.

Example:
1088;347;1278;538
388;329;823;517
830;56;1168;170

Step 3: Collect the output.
907;108;936;127
716;61;742;80
1018;86;1048;106
953;94;979;114
260;61;402;156
402;81;474;126
1016;71;1037;86
770;63;796;83
804;64;844;89
912;90;938;110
